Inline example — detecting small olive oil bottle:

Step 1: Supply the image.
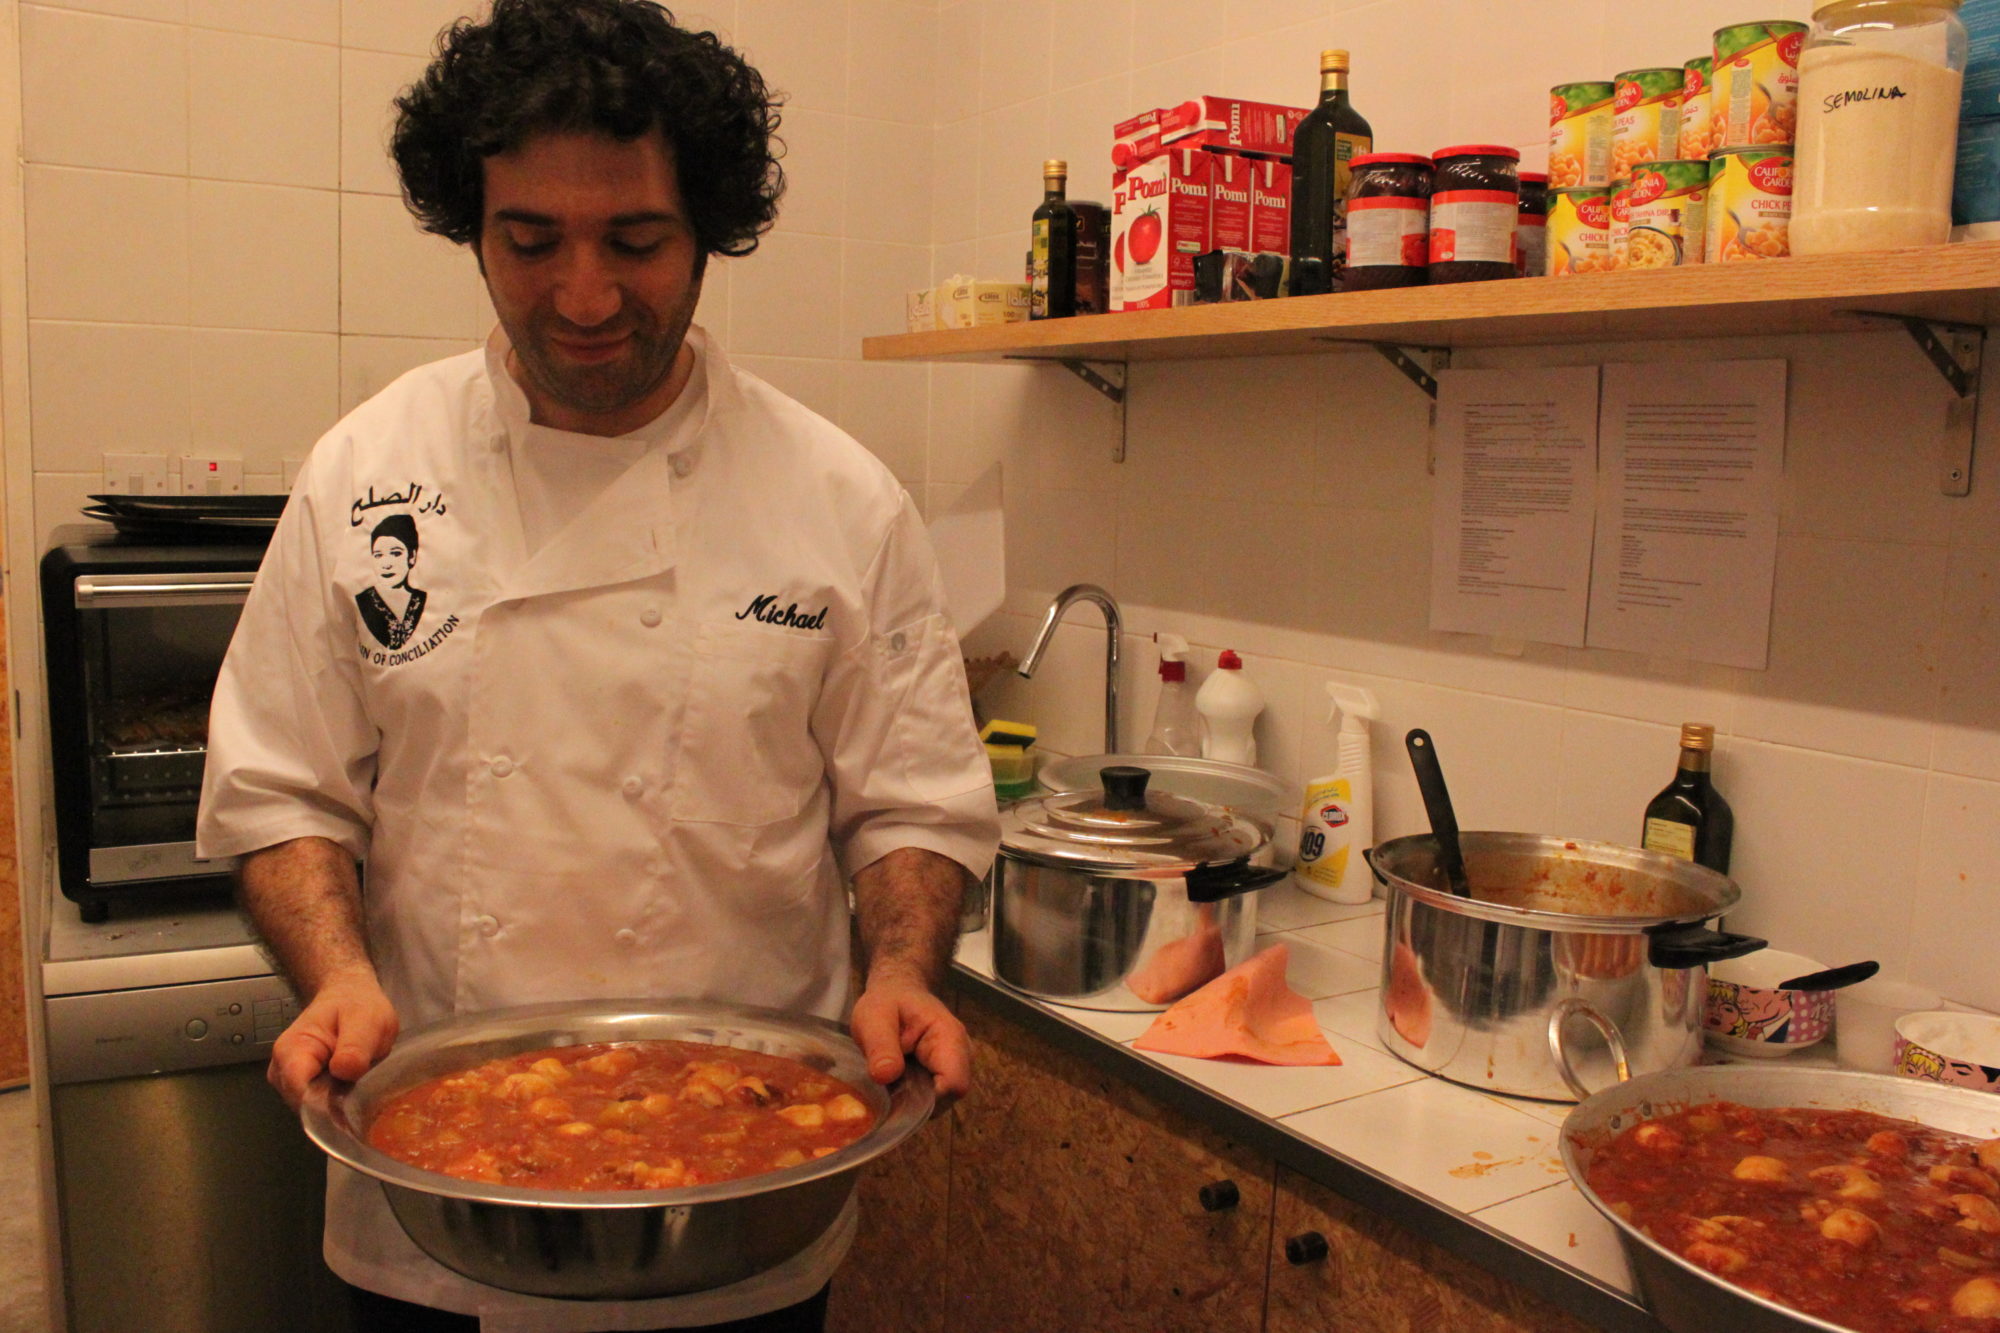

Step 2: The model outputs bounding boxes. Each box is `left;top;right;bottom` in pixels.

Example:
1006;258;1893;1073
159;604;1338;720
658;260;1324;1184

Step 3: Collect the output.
1641;722;1734;874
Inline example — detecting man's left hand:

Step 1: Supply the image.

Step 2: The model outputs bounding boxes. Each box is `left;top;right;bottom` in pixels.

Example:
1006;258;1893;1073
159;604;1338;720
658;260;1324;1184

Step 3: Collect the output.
850;970;970;1103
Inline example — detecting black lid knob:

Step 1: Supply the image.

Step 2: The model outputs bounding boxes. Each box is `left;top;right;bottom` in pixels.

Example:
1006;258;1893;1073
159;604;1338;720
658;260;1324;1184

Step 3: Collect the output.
1285;1231;1330;1266
1197;1180;1239;1212
1099;765;1152;812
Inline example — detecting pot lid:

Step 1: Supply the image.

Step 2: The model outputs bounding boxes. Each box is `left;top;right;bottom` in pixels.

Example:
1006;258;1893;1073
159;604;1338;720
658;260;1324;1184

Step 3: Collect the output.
1000;764;1270;870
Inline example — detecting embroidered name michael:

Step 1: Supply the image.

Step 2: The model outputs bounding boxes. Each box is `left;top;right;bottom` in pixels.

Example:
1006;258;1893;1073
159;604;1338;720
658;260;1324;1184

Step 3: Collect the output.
736;594;829;630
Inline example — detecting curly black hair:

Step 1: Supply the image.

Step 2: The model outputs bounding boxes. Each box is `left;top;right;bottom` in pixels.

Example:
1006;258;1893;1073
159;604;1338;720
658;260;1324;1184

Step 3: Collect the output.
391;0;784;258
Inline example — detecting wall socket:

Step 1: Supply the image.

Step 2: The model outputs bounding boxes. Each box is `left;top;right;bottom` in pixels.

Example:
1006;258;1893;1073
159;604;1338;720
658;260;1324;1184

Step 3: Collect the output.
102;453;169;495
180;455;244;496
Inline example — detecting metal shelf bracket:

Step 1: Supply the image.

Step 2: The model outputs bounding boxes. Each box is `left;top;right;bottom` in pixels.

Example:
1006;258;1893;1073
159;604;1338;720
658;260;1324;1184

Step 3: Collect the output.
1314;338;1452;398
1057;358;1126;406
1842;310;1984;496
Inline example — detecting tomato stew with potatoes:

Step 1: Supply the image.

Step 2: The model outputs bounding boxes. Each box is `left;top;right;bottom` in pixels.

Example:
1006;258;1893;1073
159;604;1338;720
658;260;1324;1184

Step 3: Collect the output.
1587;1101;2000;1329
367;1039;877;1191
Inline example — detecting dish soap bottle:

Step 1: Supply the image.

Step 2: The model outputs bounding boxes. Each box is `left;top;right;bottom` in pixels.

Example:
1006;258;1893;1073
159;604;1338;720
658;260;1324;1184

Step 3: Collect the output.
1196;650;1263;766
1295;682;1379;904
1142;633;1201;756
1641;722;1734;874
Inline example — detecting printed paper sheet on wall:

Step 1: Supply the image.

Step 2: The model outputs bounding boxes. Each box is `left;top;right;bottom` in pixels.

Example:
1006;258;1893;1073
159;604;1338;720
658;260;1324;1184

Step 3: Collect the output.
1428;366;1601;647
1584;359;1786;669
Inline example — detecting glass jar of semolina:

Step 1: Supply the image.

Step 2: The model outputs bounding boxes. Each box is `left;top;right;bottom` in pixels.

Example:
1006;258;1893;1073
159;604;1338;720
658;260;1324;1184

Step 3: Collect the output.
1792;0;1967;254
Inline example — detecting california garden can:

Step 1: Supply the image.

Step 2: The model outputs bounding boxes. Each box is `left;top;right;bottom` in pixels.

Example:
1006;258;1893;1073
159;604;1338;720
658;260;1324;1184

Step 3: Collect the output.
1547;188;1613;275
1707;146;1793;261
1609;179;1633;269
1622;159;1709;267
1549;81;1615;190
1677;57;1716;159
1713;21;1807;150
1612;68;1684;182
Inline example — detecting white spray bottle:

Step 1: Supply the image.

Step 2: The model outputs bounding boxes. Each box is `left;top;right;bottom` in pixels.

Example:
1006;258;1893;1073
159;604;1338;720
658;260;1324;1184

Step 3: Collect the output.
1293;682;1379;904
1142;633;1201;756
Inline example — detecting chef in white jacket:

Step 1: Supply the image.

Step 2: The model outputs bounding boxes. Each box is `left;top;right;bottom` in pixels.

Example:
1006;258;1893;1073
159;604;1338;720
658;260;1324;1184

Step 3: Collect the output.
195;3;997;1330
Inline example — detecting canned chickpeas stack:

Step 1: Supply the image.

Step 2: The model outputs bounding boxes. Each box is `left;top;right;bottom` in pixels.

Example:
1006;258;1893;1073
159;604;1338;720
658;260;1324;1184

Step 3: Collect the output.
1544;19;1803;276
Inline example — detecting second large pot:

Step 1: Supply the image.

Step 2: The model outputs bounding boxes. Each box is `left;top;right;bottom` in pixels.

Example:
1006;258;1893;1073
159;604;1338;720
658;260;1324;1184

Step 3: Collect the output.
990;765;1286;1012
1367;832;1765;1101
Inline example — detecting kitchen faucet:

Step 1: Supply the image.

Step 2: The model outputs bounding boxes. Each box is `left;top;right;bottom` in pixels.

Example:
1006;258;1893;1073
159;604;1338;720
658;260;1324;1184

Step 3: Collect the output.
1017;584;1121;754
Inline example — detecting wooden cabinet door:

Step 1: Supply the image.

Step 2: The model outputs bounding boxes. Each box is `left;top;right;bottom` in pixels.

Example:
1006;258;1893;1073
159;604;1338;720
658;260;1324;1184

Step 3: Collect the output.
826;1110;952;1333
1265;1167;1598;1333
943;991;1275;1333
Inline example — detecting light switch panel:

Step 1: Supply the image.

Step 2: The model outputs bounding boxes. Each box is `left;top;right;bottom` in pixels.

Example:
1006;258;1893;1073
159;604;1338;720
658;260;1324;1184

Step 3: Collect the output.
102;453;169;495
180;455;244;496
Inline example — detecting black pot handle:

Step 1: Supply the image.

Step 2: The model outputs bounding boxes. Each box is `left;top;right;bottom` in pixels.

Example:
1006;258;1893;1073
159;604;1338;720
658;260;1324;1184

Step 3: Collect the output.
1647;921;1767;969
1185;858;1289;904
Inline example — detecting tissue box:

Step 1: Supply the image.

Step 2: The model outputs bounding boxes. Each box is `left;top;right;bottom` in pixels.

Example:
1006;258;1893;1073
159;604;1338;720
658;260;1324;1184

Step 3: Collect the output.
935;276;1030;329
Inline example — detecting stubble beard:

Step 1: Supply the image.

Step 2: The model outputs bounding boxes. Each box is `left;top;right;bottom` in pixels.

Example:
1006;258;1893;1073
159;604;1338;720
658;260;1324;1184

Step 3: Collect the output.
511;286;700;421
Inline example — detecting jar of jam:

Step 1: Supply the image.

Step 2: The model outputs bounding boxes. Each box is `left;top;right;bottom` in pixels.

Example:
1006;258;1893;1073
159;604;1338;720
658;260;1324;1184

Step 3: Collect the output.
1428;144;1521;284
1342;153;1434;291
1516;171;1549;277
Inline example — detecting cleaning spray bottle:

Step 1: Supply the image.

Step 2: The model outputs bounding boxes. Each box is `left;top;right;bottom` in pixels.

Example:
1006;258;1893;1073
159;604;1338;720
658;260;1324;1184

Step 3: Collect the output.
1142;633;1201;756
1195;650;1264;766
1294;682;1380;904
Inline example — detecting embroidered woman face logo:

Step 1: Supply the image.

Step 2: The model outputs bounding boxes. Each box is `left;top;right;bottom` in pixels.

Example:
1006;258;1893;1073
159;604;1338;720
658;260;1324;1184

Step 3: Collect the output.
357;513;428;650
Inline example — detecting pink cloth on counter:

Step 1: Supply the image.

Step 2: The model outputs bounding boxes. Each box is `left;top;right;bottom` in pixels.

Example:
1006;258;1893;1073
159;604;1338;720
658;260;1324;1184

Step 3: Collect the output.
1132;943;1341;1066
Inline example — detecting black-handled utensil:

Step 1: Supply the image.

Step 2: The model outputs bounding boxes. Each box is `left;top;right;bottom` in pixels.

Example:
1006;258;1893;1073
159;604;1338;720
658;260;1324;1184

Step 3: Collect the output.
1404;729;1471;898
1778;960;1880;992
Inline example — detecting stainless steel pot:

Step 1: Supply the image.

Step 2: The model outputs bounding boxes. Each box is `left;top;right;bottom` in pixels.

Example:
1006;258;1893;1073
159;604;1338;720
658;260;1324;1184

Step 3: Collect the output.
1366;832;1765;1101
299;999;933;1300
990;764;1287;1012
1559;1063;2000;1333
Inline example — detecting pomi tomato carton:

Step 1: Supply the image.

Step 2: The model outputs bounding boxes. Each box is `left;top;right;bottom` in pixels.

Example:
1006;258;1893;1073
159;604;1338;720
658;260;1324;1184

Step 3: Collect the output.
1111;107;1165;171
1249;157;1291;259
1207;150;1254;252
1116;147;1212;310
1159;96;1311;156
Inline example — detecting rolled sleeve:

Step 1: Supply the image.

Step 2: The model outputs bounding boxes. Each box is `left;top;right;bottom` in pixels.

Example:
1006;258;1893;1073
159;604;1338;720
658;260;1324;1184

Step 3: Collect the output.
817;494;999;883
197;470;379;862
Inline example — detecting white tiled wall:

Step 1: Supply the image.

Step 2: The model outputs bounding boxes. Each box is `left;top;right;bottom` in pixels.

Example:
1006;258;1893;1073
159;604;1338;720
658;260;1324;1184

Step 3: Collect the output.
9;0;1999;1012
936;0;2000;1013
13;0;939;540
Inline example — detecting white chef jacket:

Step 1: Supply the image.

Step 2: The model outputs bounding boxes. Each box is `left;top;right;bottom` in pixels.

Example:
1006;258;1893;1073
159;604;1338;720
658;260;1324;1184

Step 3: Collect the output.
197;326;998;1330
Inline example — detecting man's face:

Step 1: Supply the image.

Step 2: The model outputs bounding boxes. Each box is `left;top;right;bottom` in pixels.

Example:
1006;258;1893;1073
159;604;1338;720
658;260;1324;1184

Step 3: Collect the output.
477;131;703;436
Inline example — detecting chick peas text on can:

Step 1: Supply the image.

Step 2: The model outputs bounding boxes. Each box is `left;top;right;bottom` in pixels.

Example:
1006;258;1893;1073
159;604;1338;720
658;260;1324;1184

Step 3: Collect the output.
1622;159;1709;267
1548;188;1614;275
1613;68;1684;182
1678;57;1717;160
1609;180;1633;270
1714;21;1807;151
1708;145;1793;261
1550;81;1616;190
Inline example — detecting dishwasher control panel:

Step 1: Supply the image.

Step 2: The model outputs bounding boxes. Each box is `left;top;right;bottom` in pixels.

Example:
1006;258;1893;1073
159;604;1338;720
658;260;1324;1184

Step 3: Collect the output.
46;973;301;1084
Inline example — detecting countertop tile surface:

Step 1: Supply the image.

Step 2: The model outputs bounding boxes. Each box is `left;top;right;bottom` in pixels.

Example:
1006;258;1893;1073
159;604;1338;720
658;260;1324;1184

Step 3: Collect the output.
1138;1039;1424;1120
1277;1074;1574;1214
1258;931;1380;1000
1474;1180;1636;1294
1293;913;1387;963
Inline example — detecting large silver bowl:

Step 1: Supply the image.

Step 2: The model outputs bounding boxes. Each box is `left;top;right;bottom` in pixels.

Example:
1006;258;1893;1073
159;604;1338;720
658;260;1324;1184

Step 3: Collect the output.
1560;1064;2000;1332
299;999;934;1300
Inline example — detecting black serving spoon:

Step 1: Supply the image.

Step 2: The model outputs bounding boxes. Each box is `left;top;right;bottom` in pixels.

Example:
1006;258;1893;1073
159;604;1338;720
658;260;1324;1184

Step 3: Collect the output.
1778;960;1881;992
1405;729;1471;898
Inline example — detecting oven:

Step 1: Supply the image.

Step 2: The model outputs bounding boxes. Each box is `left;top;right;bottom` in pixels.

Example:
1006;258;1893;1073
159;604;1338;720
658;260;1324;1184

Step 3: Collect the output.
40;526;265;921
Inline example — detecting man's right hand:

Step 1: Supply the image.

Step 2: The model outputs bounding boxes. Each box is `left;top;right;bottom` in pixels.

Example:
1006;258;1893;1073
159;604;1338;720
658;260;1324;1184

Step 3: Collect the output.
269;965;400;1109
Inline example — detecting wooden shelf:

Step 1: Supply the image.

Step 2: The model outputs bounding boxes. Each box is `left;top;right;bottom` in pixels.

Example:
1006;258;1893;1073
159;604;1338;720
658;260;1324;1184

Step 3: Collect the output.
863;241;2000;365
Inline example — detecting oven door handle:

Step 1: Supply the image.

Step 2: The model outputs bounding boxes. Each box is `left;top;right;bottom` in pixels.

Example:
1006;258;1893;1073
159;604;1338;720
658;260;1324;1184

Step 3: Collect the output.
74;575;256;607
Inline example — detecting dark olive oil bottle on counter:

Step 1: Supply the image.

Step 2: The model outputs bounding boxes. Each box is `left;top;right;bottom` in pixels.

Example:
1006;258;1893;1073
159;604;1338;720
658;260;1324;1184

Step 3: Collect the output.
1030;159;1077;320
1287;49;1373;296
1641;722;1734;874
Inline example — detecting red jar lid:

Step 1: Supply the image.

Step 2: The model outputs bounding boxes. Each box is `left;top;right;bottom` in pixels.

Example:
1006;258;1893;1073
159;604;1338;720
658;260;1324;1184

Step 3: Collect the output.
1351;152;1435;168
1433;144;1522;161
1519;171;1549;183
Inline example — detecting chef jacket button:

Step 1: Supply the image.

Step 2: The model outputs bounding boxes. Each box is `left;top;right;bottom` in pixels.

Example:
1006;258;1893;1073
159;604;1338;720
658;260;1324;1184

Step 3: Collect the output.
640;607;662;628
622;776;643;798
671;454;692;479
889;631;908;652
476;914;500;938
490;756;515;778
615;928;638;947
